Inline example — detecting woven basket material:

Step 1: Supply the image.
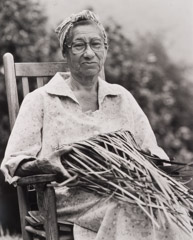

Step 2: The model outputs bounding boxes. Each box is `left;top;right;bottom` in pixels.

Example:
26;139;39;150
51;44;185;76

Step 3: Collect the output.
61;130;193;232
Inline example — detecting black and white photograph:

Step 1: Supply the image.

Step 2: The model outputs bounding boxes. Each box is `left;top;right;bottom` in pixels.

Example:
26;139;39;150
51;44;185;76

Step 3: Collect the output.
0;0;193;239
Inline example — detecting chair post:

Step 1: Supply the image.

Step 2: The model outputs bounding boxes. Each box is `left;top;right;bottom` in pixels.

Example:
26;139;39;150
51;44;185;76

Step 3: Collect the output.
44;185;59;240
3;53;19;130
17;186;33;240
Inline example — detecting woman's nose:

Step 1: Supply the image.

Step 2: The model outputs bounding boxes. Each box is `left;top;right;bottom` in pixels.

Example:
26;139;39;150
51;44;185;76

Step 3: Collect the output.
83;44;95;58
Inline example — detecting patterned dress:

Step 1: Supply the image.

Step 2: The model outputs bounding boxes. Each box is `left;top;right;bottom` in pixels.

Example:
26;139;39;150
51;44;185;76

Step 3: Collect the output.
1;73;192;239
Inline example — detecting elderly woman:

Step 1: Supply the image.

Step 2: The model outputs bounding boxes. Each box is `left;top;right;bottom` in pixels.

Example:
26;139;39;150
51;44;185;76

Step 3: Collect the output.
1;10;193;240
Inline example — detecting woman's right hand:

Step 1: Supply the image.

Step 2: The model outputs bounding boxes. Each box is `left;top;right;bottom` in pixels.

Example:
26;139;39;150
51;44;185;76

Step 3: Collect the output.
15;146;72;181
37;146;72;179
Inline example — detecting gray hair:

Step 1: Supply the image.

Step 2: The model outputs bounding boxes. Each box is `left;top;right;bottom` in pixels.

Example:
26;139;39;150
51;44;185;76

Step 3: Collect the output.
55;10;108;54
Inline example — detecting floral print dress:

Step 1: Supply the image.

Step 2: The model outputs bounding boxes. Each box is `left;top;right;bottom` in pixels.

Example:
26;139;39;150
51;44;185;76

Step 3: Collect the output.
1;73;192;239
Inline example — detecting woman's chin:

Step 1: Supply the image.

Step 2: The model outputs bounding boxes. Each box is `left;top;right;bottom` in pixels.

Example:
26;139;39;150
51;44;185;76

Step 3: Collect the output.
82;68;100;77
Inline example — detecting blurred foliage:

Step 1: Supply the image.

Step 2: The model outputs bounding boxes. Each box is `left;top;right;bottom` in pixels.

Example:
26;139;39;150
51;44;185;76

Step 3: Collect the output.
105;20;193;163
0;1;193;232
0;0;61;63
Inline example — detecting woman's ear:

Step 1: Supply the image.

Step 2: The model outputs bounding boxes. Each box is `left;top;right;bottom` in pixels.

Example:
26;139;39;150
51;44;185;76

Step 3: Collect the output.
61;51;67;64
103;48;108;64
62;52;67;59
63;48;70;65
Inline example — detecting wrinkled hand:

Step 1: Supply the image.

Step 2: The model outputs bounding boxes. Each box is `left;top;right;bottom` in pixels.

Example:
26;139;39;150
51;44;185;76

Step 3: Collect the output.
36;145;72;180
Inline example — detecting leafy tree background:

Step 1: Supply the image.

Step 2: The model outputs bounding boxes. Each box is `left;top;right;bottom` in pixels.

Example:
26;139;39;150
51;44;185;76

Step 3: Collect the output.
0;0;193;234
105;21;193;164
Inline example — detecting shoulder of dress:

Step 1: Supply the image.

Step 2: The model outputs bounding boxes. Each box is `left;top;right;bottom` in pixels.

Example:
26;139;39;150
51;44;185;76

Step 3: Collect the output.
99;78;128;95
107;82;133;97
21;87;49;109
25;85;48;98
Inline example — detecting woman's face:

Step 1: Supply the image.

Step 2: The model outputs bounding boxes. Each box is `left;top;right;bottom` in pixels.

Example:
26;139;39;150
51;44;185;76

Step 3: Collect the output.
66;22;107;79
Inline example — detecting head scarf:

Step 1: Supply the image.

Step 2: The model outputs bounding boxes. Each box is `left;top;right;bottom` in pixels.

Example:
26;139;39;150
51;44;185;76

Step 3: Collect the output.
55;10;108;54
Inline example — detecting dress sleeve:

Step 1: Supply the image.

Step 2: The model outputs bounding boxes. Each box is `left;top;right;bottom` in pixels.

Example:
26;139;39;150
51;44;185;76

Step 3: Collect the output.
1;91;44;184
126;91;169;160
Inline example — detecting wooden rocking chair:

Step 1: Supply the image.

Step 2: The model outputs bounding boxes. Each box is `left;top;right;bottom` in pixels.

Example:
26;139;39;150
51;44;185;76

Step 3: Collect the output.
3;53;73;240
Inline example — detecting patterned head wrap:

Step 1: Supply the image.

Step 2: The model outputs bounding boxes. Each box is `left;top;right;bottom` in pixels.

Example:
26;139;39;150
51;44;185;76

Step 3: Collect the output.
55;10;108;54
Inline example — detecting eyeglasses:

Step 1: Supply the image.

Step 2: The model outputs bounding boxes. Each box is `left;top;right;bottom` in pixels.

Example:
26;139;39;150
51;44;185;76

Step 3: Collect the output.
66;39;106;54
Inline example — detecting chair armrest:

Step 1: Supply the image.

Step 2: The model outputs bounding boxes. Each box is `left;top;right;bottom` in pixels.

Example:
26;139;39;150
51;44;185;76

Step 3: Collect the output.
17;174;57;186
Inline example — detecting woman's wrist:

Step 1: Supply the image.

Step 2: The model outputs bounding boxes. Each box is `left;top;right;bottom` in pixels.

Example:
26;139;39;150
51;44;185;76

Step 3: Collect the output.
14;158;40;177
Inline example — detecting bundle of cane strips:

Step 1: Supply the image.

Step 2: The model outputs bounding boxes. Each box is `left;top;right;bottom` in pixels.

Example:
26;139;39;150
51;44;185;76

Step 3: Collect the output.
61;130;193;233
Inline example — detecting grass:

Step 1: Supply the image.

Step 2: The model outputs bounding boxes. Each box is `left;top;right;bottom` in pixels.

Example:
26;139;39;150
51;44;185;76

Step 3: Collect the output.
0;225;22;240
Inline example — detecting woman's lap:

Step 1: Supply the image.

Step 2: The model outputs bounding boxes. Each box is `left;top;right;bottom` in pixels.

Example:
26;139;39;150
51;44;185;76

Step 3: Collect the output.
55;186;193;240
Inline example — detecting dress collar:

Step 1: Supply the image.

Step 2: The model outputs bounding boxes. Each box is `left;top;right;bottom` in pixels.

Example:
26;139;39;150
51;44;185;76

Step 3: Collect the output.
45;72;121;103
45;72;78;102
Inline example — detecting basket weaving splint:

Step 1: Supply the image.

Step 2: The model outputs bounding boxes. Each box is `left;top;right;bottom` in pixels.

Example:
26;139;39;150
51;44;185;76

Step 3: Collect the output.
61;130;193;233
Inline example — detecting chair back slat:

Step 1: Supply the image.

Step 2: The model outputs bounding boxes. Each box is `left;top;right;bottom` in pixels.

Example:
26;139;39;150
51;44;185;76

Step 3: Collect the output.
37;77;44;88
22;77;30;97
15;62;67;77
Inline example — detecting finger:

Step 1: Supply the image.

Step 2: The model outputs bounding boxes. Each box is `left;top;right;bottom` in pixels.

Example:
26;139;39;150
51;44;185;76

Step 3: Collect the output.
55;161;71;178
59;167;71;178
57;174;77;187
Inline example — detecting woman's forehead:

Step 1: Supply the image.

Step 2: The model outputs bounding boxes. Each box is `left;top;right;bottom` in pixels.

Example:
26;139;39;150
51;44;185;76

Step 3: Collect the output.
70;23;103;41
